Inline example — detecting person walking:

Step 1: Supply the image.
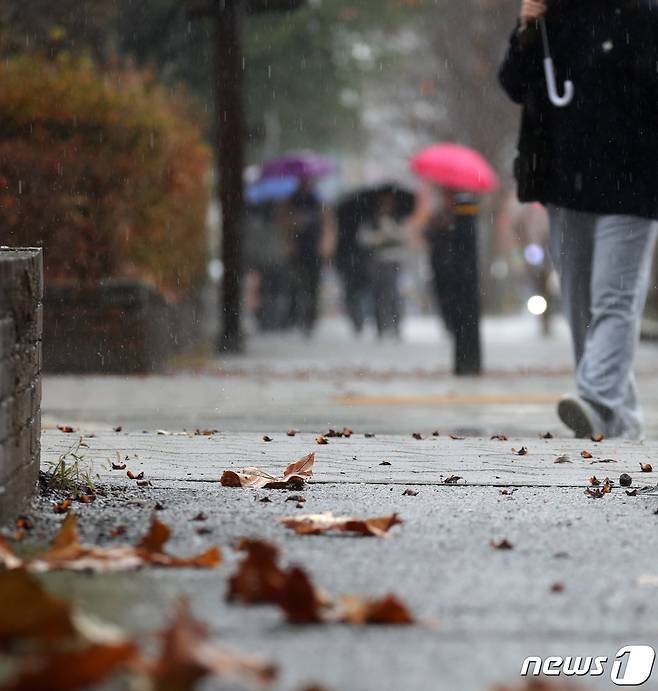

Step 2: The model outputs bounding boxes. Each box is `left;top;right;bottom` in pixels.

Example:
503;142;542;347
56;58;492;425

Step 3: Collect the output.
357;190;407;338
499;0;658;438
285;178;335;336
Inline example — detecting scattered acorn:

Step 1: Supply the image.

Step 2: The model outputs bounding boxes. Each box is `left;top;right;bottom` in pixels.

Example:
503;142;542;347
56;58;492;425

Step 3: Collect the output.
619;473;632;487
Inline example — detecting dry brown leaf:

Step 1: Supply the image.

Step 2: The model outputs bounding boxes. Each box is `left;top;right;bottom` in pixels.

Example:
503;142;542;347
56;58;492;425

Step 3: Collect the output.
412;432;423;440
0;570;77;644
338;594;415;625
2;641;138;691
227;539;414;626
0;514;221;573
449;434;465;440
491;681;583;691
220;453;315;490
491;434;508;441
444;475;462;484
403;488;419;496
226;539;326;623
280;512;402;538
581;450;593;459
541;432;554;439
316;436;329;445
490;539;514;550
588;476;601;486
146;600;276;690
512;447;528;456
57;425;75;433
554;456;572;464
641;463;653;473
591;433;605;442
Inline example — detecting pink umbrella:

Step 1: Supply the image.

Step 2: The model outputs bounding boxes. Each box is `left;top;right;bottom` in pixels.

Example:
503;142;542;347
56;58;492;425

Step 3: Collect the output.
410;143;498;193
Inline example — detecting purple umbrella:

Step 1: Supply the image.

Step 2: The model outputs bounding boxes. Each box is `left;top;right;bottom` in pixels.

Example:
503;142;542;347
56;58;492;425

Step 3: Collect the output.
259;150;337;181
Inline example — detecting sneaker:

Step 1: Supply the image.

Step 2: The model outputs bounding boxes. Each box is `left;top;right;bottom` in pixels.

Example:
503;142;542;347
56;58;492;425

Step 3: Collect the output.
557;395;605;438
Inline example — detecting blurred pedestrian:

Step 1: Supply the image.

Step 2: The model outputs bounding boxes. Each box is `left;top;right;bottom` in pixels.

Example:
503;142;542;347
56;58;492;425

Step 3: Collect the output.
336;194;372;335
285;178;336;336
425;188;458;335
243;202;290;331
500;0;658;438
357;190;407;338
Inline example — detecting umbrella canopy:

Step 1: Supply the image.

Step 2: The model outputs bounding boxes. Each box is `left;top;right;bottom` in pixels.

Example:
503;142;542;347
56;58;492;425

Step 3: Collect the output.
260;150;337;181
410;143;498;193
246;175;298;205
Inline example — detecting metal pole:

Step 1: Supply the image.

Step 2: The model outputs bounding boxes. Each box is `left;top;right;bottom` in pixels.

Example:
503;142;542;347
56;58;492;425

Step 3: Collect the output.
452;196;482;376
215;0;244;352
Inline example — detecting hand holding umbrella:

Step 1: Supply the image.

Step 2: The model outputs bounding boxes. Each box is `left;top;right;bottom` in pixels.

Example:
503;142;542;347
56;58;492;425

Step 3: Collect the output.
519;0;574;107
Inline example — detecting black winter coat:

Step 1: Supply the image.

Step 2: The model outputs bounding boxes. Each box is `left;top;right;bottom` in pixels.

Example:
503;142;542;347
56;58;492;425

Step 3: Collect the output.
499;0;658;219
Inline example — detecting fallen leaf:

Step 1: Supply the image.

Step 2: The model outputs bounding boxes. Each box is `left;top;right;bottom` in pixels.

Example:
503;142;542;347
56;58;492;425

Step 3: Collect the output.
112;462;126;471
316;436;328;445
550;582;565;593
379;461;391;466
262;435;273;442
113;426;123;433
108;526;126;538
432;430;440;437
591;433;605;442
581;450;593;459
490;539;514;550
492;681;585;691
364;433;375;438
512;447;528;456
287;429;297;437
444;475;462;484
491;434;508;441
588;476;601;486
145;600;276;689
339;594;414;625
53;499;71;514
412;433;423;440
2;641;138;691
285;495;305;504
15;516;33;531
641;463;653;473
191;513;208;522
554;456;572;464
136;480;151;487
626;489;639;497
541;432;554;439
195;428;218;436
220;453;315;490
449;434;465;440
226;539;326;623
127;471;145;480
226;539;413;627
57;425;75;433
591;458;617;464
280;512;402;538
342;427;353;438
0;514;221;573
0;570;77;644
584;487;606;499
403;489;419;496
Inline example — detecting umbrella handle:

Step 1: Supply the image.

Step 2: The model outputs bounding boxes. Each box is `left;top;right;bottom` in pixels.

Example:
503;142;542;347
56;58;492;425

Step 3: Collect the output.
543;57;574;107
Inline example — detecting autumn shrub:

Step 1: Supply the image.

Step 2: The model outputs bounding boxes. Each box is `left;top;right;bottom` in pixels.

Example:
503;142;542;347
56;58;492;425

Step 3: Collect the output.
0;53;210;297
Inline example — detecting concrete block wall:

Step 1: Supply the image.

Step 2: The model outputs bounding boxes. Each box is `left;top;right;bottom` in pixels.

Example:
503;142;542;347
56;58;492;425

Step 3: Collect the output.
0;248;42;524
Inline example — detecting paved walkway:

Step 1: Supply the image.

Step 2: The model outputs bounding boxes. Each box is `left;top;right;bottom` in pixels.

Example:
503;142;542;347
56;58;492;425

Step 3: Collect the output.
25;429;658;690
41;314;658;438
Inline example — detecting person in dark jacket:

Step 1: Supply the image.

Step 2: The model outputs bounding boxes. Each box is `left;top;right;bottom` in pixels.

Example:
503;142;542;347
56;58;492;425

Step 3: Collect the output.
500;0;658;438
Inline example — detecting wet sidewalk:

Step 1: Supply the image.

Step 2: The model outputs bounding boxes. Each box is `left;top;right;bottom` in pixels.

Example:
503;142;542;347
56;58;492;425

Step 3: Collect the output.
22;427;658;691
41;314;658;438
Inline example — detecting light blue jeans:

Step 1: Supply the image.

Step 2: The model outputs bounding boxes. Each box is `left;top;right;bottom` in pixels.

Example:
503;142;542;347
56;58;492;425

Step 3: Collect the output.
548;206;658;438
